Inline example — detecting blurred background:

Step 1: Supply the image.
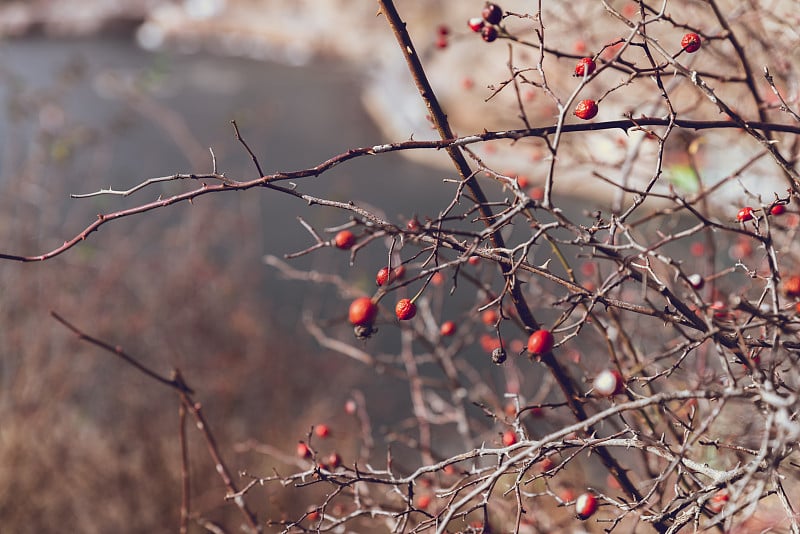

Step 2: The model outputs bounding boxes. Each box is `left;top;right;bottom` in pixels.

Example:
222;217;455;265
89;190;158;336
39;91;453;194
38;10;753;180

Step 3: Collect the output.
0;1;451;532
0;1;795;532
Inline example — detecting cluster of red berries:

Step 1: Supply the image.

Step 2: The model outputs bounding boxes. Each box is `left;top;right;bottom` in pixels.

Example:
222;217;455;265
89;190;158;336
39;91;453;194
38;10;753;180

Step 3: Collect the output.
736;200;789;223
335;229;420;332
347;293;418;332
570;32;703;122
468;3;503;43
295;424;342;473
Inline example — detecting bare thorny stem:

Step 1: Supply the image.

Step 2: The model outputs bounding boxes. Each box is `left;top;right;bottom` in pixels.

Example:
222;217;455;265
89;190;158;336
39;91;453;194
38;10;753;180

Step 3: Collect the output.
50;311;263;533
6;1;800;533
376;0;648;521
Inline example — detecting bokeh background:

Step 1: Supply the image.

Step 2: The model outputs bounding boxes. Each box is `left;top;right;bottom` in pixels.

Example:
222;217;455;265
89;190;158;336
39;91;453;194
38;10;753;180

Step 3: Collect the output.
0;1;797;532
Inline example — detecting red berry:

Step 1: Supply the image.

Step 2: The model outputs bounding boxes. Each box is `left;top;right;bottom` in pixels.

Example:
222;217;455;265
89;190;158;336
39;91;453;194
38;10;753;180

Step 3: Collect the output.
708;490;729;513
415;494;432;510
574;99;598;120
481;3;503;24
315;424;331;438
593;369;624;397
467;17;485;32
527;329;554;356
334;230;356;250
501;430;518;446
681;32;701;53
395;298;417;320
575;492;598;519
435;36;448;49
344;399;357;415
481;309;499;325
437;24;450;36
537;456;555;472
480;333;502;354
327;452;341;469
393;265;406;280
431;272;445;286
349;297;378;326
574;57;596;77
528;186;544;201
468;255;481;266
770;203;787;216
736;206;754;222
784;275;800;298
440;320;457;337
687;273;704;290
481;25;498;42
376;267;394;286
306;508;321;521
296;442;311;459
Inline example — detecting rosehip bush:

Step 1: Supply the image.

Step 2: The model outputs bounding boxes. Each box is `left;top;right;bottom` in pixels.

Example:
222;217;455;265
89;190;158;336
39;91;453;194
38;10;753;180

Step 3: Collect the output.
6;1;800;533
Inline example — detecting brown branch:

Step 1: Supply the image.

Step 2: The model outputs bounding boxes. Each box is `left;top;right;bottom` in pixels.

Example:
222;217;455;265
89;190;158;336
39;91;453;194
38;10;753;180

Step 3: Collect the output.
51;310;193;394
2;117;798;262
50;312;261;533
376;0;654;521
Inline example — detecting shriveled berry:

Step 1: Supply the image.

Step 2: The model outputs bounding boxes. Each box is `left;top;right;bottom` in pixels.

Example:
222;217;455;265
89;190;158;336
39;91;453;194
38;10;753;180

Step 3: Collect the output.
334;230;356;250
481;25;498;42
481;3;503;25
349;297;378;326
736;206;754;222
491;347;507;364
681;32;701;53
527;329;554;356
574;99;598;120
395;298;417;320
574;57;596;77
